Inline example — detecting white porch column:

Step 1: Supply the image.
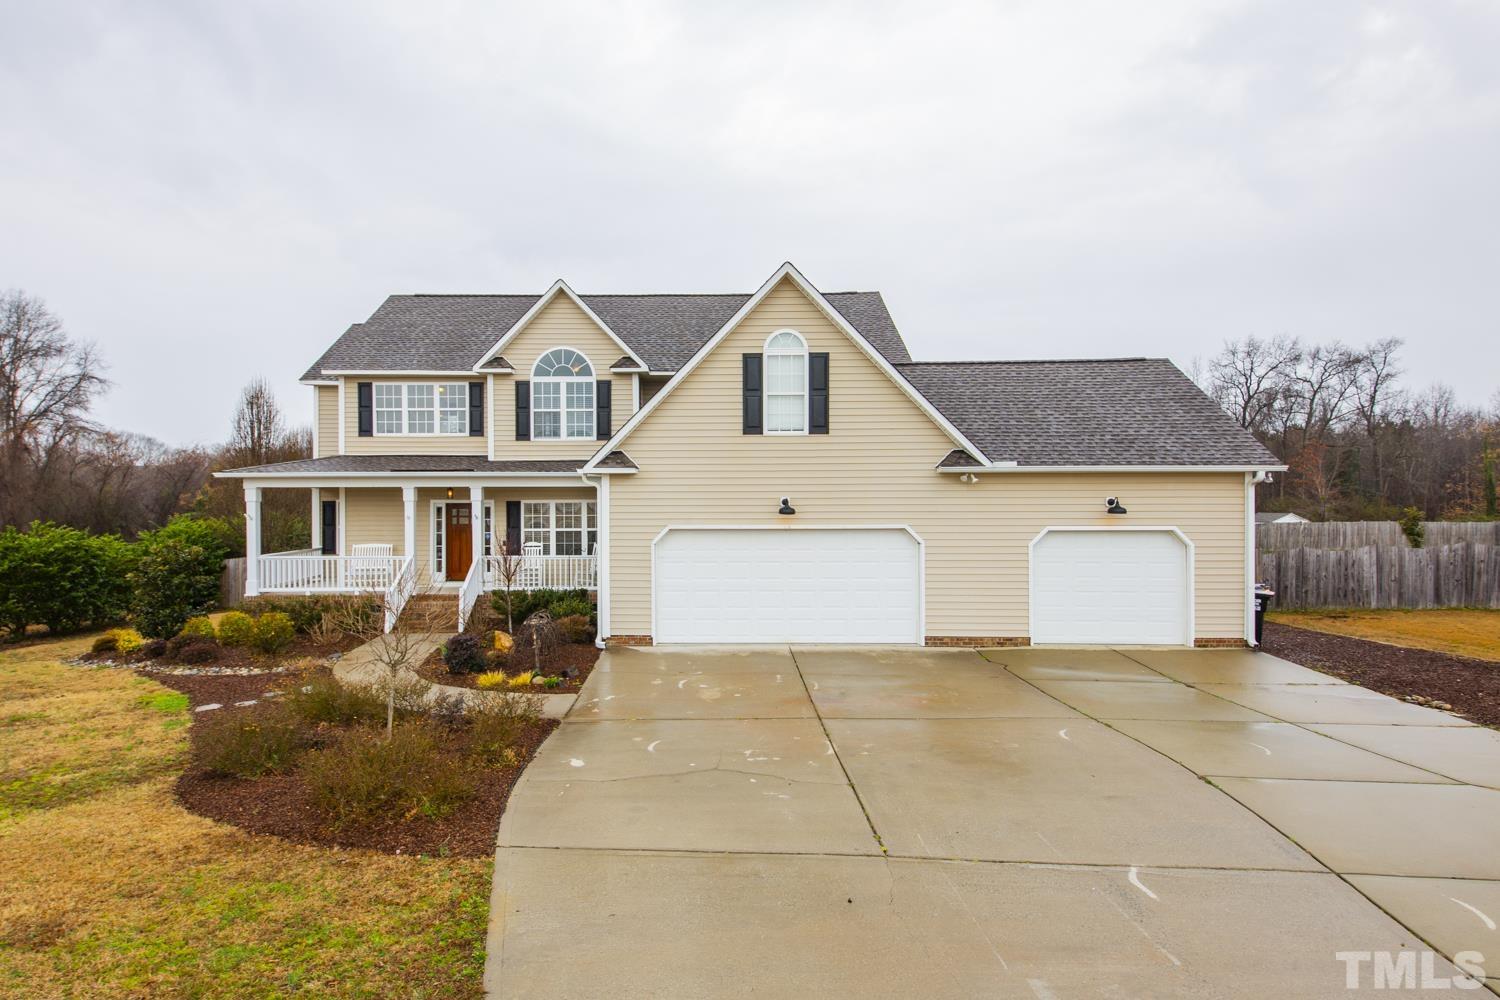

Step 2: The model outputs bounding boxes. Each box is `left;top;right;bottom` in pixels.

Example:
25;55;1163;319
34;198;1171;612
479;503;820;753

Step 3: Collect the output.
402;486;416;564
468;485;484;577
244;484;262;597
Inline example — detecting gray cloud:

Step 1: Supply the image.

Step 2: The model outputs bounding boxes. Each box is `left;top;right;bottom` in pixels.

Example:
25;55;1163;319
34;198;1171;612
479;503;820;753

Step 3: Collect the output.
2;0;1495;444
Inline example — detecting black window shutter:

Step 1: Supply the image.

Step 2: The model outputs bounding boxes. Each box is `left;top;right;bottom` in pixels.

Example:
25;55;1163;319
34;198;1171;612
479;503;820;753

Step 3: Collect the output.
596;381;612;440
357;382;373;436
742;354;763;435
514;381;530;441
320;500;337;555
468;381;484;437
505;500;521;554
809;352;829;434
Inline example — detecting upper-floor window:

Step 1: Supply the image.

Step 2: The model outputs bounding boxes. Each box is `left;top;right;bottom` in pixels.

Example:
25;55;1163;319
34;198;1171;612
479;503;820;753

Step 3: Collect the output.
374;382;469;435
532;348;594;440
763;330;807;434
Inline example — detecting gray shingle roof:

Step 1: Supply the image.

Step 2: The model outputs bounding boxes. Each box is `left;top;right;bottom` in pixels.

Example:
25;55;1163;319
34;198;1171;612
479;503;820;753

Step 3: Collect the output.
897;358;1280;467
222;455;587;475
301;291;910;380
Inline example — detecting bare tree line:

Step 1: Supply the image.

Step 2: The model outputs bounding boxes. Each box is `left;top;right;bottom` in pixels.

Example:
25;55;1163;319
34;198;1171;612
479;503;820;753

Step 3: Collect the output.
0;289;310;545
1196;336;1498;520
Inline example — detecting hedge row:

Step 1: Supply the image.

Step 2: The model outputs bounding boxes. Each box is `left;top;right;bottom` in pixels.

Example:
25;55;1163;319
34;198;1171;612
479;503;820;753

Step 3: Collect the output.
0;515;236;640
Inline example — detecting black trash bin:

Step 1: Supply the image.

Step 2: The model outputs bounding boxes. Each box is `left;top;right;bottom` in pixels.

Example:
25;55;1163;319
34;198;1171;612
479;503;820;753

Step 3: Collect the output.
1253;584;1275;644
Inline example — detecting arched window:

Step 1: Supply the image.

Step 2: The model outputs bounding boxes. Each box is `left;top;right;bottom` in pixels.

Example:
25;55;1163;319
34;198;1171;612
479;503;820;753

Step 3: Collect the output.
531;348;595;439
763;330;807;434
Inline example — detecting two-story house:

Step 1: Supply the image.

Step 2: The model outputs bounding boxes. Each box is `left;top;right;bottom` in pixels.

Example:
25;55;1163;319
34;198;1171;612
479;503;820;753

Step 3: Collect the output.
220;262;1282;647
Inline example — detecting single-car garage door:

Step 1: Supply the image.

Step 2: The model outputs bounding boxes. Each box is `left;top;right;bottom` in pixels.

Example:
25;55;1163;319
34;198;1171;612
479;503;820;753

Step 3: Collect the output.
1031;529;1191;645
654;528;921;644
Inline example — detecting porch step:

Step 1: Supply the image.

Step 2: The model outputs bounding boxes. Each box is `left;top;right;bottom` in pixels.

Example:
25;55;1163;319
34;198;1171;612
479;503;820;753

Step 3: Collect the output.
397;594;459;631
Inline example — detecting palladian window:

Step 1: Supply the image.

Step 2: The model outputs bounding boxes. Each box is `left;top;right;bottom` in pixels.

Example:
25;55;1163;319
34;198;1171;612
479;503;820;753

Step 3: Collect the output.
532;348;594;440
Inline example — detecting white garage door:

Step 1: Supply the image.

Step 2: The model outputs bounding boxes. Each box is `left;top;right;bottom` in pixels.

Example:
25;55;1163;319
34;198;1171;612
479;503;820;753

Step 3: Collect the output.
1031;529;1190;645
654;528;921;644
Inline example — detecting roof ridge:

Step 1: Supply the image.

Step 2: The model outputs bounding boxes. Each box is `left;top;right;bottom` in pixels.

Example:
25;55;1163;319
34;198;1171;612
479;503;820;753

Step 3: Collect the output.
899;357;1157;367
399;290;877;299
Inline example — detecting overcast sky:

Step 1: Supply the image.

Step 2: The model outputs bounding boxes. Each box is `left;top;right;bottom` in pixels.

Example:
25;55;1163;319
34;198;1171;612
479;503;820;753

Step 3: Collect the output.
3;0;1497;446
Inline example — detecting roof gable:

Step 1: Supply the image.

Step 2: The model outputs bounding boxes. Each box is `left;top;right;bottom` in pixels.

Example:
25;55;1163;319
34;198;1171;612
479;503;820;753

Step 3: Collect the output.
472;280;634;372
582;263;987;471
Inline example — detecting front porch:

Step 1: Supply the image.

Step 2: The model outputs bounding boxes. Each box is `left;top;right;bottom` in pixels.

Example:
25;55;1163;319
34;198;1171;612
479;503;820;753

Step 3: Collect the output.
242;476;601;630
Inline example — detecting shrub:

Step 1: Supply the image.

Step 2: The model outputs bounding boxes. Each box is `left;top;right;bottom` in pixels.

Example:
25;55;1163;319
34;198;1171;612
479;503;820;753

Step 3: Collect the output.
288;672;426;726
486;648;511;671
179;616;217;640
91;633;118;655
555;614;593;644
489;588;592;629
542;675;563;689
166;634;220;664
128;537;220;638
243;595;378;635
142;638;168;659
108;628;145;655
507;670;534;688
1400;506;1426;548
217;611;255;647
198;704;304;778
146;514;235;562
467;691;541;764
549;596;594;622
0;522;135;637
442;633;487;674
251;612;295;654
301;723;475;825
475;671;509;690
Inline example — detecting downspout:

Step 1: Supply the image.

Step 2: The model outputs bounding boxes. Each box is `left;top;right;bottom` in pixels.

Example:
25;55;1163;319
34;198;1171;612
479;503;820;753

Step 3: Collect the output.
583;474;610;649
1245;471;1269;646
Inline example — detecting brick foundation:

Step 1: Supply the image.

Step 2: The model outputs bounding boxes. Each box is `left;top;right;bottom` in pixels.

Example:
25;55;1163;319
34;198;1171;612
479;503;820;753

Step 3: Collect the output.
605;635;655;647
925;636;1031;648
1193;637;1250;648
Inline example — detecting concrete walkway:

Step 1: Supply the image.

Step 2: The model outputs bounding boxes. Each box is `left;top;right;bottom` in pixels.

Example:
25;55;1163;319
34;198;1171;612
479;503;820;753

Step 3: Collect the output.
332;634;577;719
485;646;1500;997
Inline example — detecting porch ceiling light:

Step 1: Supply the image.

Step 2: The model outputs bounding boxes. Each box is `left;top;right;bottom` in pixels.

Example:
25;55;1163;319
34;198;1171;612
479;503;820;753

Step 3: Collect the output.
778;497;796;516
446;487;454;499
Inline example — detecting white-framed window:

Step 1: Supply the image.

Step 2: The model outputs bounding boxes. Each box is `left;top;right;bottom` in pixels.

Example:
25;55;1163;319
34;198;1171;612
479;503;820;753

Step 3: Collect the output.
521;500;598;555
531;348;594;440
763;329;808;434
373;382;470;435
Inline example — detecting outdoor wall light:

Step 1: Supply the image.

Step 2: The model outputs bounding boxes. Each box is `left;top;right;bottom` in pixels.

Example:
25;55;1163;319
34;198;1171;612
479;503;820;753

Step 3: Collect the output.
446;487;455;499
1106;496;1127;515
959;473;979;484
778;497;797;516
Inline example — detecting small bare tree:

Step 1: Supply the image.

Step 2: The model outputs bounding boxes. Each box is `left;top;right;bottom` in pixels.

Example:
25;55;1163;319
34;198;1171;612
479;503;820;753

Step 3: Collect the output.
492;541;524;633
327;588;449;739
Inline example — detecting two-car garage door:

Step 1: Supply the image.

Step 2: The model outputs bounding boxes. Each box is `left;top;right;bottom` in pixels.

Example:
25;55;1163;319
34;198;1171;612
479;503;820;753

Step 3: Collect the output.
654;528;921;644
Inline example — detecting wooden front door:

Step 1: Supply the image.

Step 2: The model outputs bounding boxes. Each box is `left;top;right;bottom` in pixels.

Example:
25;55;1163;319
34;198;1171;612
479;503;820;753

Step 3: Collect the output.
445;504;473;581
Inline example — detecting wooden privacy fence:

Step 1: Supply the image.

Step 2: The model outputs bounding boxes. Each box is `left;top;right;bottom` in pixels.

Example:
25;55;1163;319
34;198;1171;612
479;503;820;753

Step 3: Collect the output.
220;557;247;608
1255;521;1500;609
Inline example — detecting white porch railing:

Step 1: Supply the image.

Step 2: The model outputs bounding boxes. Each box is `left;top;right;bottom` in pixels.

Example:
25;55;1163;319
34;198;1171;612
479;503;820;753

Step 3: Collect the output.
484;554;596;592
383;556;416;633
258;552;407;593
457;556;484;631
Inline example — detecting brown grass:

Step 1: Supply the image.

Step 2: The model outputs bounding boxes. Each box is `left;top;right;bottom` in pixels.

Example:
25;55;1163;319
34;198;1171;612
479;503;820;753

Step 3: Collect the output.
0;634;490;999
1267;608;1500;662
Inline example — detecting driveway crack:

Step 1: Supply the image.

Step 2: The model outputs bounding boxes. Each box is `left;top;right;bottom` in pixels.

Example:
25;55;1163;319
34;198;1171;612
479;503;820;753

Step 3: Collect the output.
788;646;886;852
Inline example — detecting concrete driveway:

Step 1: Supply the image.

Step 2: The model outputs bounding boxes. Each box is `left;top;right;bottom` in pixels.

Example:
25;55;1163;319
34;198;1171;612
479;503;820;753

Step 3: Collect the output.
486;646;1500;998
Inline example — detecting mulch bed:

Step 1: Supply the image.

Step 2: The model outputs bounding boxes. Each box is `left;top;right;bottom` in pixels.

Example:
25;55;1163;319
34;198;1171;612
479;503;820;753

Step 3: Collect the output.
167;670;557;857
1262;622;1500;729
415;640;598;694
82;633;361;672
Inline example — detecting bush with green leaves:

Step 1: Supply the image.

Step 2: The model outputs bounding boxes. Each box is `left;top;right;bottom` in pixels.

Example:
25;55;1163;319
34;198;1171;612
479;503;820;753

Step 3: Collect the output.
179;616;217;640
301;722;475;826
467;691;542;765
0;522;135;637
217;611;255;646
1399;506;1426;548
251;612;295;653
198;703;304;778
489;588;593;628
242;594;378;635
146;514;236;563
287;673;426;727
442;633;488;674
128;536;222;639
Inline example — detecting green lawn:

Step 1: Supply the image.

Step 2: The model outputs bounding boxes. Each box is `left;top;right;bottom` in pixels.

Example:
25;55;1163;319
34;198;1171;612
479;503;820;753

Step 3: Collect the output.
1268;608;1500;662
0;634;491;998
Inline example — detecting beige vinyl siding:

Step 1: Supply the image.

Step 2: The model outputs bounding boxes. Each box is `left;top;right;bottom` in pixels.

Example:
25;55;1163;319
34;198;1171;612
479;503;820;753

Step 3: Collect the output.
490;295;634;461
341;378;487;456
638;375;670;406
606;277;1247;641
315;386;339;457
334;485;596;586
